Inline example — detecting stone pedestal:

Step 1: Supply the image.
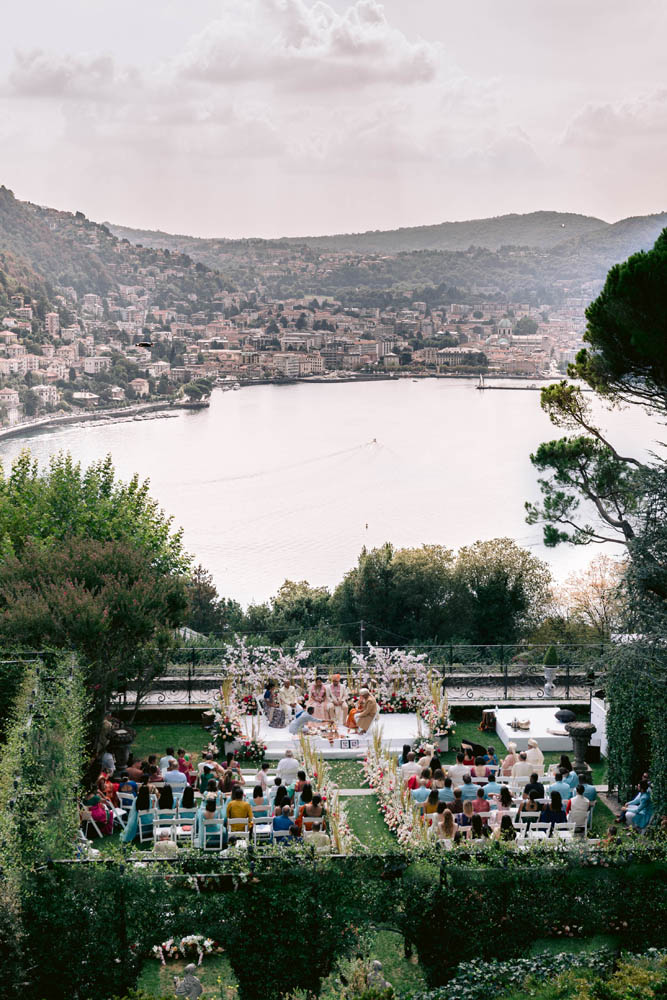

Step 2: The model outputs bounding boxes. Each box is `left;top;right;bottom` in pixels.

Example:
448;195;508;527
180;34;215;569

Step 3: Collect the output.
543;667;556;699
107;727;135;770
435;735;449;753
565;721;597;784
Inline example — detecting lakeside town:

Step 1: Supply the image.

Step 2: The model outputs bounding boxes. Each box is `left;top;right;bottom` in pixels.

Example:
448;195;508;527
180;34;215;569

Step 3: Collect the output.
0;240;599;430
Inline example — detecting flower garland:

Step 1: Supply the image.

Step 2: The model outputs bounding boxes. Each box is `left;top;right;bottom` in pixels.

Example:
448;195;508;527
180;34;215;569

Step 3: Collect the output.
362;728;428;847
152;934;222;966
298;733;355;854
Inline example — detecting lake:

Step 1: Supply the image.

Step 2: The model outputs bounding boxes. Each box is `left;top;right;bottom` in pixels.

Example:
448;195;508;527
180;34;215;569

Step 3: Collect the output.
0;378;658;606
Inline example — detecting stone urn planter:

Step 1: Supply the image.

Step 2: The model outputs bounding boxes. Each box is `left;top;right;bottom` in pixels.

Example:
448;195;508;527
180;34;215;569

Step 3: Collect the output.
543;667;557;699
435;735;449;753
565;721;597;784
108;726;135;771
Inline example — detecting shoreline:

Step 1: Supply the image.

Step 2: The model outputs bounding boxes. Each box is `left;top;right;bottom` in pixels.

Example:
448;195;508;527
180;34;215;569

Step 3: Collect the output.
0;400;202;445
0;373;556;447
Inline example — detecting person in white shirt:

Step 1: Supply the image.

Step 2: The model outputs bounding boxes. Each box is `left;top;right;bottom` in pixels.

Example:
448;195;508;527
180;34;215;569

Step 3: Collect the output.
163;762;187;790
159;747;177;773
254;762;271;794
197;753;223;781
278;679;301;717
304;821;331;851
447;753;471;787
418;744;435;770
525;738;544;769
276;750;300;786
568;785;591;833
511;752;534;780
400;752;422;783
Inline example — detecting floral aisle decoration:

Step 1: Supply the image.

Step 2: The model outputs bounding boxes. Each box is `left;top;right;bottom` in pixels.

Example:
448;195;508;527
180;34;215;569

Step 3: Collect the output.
208;678;244;756
220;637;312;712
298;733;355;854
420;673;455;741
362;727;428;847
152;934;222;966
235;737;267;764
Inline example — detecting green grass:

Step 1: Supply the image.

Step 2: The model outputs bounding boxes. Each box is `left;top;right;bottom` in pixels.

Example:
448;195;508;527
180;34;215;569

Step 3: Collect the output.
343;794;396;851
130;722;212;762
528;934;620;957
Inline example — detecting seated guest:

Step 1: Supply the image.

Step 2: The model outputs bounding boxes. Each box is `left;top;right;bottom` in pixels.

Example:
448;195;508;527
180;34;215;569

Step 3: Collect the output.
525;738;544;769
428;755;443;775
278;677;301;717
549;770;574;802
198;752;222;783
498;785;513;811
350;688;378;733
401;752;422;783
163;761;187;792
516;790;541;823
226;786;253;836
431;806;456;846
158;785;174;811
288;823;302;843
470;814;491;840
621;780;653;830
254;762;271;795
117;773;138;797
147;755;162;780
418;744;435;770
511;752;533;780
82;787;114;836
494;814;517;842
539;790;567;831
126;759;145;783
450;788;464;814
567;785;591;834
98;773;119;807
292;770;308;798
273;785;290;814
304;821;331;851
438;777;455;803
121;783;153;843
398;744;413;767
473;787;490;819
295;782;313;810
159;747;177;772
423;789;440;821
484;746;499;768
178;785;197;826
268;777;283;807
581;780;598;802
458;800;474;829
276;749;300;785
199;765;216;791
461;746;475;770
177;749;195;785
273;804;293;834
199;796;224;848
153;829;179;858
472;756;490;779
252;785;269;817
460;775;478;801
147;764;162;788
523;773;545;800
483;775;503;800
408;768;431;792
299;793;325;831
431;768;446;790
411;779;431;805
225;753;244;781
500;742;518;776
264;678;286;728
447;753;470;786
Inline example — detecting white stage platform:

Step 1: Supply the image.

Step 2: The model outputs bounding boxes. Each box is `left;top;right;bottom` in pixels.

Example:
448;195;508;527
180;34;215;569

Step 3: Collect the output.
495;707;574;752
239;713;421;759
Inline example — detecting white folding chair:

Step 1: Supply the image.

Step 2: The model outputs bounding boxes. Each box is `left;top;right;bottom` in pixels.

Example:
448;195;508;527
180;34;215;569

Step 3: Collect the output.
137;809;156;845
153;808;178;841
512;822;528;840
525;821;552;841
252;809;274;844
553;822;576;840
80;808;104;840
174;806;197;845
226;818;250;845
201;818;225;851
272;827;291;845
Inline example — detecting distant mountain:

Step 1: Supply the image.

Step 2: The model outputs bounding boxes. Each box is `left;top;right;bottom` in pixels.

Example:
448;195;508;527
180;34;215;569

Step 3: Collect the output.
0;185;233;301
109;210;607;256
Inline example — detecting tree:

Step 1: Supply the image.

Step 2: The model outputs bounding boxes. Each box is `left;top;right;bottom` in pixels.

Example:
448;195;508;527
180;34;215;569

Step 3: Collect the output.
0;537;189;725
571;228;667;414
185;564;243;635
452;538;553;644
183;382;203;401
556;554;628;640
514;316;538;336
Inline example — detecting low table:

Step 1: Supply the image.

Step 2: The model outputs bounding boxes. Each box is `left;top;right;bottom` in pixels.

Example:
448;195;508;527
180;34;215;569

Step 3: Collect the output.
495;707;574;752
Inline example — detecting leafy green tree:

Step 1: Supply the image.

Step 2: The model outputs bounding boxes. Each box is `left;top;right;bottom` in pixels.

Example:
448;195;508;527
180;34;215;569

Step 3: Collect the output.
514;315;538;336
0;537;189;724
452;538;552;644
183;382;203;401
185;564;243;635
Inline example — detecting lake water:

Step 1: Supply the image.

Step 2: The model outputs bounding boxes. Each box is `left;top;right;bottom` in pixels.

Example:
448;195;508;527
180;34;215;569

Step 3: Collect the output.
0;379;659;606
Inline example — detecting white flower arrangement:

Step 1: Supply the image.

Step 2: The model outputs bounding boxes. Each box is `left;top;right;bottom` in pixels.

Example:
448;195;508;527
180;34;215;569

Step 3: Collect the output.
152;934;220;966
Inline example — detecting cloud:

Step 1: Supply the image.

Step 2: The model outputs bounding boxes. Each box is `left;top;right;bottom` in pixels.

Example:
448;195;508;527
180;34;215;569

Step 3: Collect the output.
563;89;667;148
8;49;138;100
176;0;438;90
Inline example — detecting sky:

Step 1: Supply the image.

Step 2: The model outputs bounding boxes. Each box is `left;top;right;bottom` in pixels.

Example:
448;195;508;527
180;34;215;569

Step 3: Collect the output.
0;0;665;238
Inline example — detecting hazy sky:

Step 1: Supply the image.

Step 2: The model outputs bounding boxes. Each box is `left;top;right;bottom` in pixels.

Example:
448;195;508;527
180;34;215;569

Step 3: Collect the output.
1;0;665;237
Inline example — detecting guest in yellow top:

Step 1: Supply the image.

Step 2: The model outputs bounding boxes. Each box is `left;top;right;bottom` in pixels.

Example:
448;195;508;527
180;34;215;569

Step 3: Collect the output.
226;786;253;835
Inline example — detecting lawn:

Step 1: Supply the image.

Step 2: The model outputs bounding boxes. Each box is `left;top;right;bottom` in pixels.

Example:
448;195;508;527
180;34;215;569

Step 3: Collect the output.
138;954;234;999
343;794;396;851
